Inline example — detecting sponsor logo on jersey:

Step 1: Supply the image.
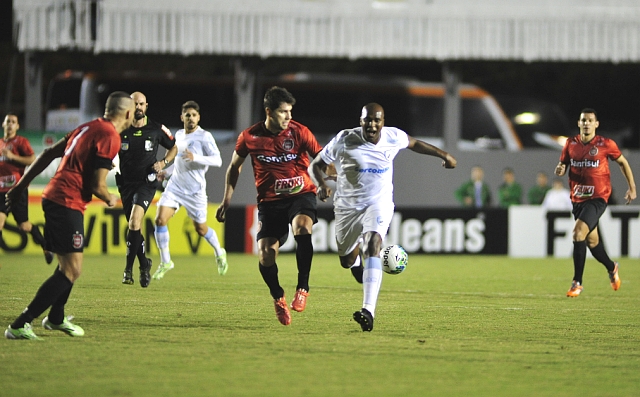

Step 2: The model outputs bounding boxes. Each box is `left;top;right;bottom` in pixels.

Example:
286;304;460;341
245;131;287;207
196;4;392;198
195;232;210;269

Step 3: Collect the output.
357;167;390;174
120;142;129;150
275;176;304;195
133;130;142;136
570;159;599;168
573;185;595;198
256;153;298;163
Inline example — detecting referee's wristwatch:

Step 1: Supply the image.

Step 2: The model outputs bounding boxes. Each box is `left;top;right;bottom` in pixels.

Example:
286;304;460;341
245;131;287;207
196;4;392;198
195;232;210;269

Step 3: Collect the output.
162;159;169;165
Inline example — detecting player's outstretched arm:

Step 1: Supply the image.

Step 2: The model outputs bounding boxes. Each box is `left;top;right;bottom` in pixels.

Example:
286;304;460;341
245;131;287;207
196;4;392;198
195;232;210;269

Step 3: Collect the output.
6;137;67;206
407;136;457;169
216;151;245;222
615;154;637;204
308;156;333;202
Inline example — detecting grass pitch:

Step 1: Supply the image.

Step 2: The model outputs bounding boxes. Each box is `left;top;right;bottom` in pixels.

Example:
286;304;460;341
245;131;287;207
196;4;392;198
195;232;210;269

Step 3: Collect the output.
1;253;639;397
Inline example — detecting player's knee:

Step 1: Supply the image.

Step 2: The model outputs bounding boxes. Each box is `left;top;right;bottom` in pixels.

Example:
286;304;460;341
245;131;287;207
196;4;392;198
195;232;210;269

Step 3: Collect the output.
18;222;32;232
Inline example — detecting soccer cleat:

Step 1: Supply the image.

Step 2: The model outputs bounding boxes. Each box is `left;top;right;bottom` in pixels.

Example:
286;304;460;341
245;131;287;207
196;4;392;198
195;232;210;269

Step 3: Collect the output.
216;248;228;276
152;261;174;280
567;280;583;297
274;296;292;325
353;308;374;332
4;323;41;340
140;258;152;288
43;250;54;265
122;269;134;285
609;262;621;291
42;316;84;337
291;288;309;312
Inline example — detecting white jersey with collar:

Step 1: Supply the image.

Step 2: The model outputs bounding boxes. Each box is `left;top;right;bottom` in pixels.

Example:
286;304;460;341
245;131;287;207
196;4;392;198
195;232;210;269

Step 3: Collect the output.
165;126;222;196
319;126;409;210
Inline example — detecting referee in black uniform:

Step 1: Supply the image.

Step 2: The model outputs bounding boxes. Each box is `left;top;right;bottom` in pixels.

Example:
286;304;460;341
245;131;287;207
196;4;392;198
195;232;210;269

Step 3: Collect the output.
117;91;177;287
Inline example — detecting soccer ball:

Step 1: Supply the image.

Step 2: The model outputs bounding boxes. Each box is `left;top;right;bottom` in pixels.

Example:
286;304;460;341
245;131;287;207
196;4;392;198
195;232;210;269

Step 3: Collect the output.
381;245;408;275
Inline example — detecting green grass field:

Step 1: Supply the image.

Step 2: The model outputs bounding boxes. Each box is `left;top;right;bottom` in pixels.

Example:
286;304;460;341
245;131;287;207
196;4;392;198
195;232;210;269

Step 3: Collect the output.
1;253;639;397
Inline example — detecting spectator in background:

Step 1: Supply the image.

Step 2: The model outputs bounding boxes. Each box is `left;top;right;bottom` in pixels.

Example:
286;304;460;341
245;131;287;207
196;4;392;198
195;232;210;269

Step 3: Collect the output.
455;166;491;208
542;178;573;211
498;167;522;207
528;171;551;204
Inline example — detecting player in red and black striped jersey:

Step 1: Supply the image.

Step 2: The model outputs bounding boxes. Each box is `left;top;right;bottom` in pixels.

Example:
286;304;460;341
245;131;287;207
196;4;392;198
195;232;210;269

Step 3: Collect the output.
4;92;134;340
216;87;323;325
0;113;52;264
116;91;177;287
555;108;636;297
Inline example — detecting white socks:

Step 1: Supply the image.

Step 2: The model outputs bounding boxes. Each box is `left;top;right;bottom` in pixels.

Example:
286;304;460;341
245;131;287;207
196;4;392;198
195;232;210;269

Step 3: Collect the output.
204;227;223;256
154;225;171;264
362;256;383;317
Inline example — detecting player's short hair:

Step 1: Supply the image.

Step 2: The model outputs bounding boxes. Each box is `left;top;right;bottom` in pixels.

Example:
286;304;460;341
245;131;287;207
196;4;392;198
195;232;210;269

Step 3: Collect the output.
182;100;200;113
264;86;296;110
580;108;598;119
105;91;133;116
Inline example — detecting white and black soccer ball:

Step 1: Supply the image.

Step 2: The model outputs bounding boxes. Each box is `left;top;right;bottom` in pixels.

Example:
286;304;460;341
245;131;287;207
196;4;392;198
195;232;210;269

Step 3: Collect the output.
381;245;408;275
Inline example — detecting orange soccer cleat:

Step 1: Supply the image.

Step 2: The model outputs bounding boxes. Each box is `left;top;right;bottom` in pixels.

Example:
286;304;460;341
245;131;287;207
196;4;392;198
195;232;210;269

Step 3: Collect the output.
290;289;309;312
567;280;583;297
609;262;621;291
274;296;291;325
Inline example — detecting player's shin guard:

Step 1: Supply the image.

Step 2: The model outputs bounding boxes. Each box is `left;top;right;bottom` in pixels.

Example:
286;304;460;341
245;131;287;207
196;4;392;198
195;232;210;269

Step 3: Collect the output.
154;225;171;264
126;229;142;272
589;242;615;272
294;234;313;292
573;240;587;284
362;257;383;317
259;263;284;300
11;268;73;329
204;227;223;256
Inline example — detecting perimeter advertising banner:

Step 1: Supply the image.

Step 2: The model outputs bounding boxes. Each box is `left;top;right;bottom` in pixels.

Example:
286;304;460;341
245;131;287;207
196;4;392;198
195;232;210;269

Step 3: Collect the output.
223;207;509;255
0;191;223;256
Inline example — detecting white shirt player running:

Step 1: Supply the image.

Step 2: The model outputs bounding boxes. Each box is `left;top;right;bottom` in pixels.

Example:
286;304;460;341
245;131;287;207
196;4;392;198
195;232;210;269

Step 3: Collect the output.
164;126;222;196
319;126;410;211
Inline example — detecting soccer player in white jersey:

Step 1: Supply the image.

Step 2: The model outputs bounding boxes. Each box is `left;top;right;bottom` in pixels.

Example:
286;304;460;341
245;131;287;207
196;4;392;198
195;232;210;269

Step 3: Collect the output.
152;100;228;280
309;103;457;332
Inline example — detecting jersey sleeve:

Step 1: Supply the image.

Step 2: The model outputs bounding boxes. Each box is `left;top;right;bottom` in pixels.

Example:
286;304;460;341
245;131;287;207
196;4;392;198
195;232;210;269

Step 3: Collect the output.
96;129;121;161
191;132;222;167
319;132;342;165
159;124;175;150
606;138;622;160
391;127;410;149
235;131;248;158
17;137;35;156
299;125;323;157
559;138;571;163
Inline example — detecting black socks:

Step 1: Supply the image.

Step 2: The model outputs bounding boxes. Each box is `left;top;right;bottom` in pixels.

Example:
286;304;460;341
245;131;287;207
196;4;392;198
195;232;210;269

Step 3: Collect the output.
294;234;313;292
259;263;284;300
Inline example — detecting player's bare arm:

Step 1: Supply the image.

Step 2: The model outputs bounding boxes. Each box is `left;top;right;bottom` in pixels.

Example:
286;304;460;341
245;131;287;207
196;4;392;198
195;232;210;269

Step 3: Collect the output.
216;151;246;222
152;145;178;173
407;136;457;169
615;154;636;204
555;162;567;176
91;168;118;207
308;156;332;202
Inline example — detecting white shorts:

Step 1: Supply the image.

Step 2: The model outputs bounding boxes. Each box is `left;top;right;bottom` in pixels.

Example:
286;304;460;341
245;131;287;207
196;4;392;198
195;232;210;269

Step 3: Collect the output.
157;189;208;224
334;202;394;257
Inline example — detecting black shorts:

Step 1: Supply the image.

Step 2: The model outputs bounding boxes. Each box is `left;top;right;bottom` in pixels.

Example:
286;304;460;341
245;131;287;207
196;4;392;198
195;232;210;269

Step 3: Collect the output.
43;199;85;254
117;181;157;221
0;190;29;224
257;192;317;245
572;198;607;232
